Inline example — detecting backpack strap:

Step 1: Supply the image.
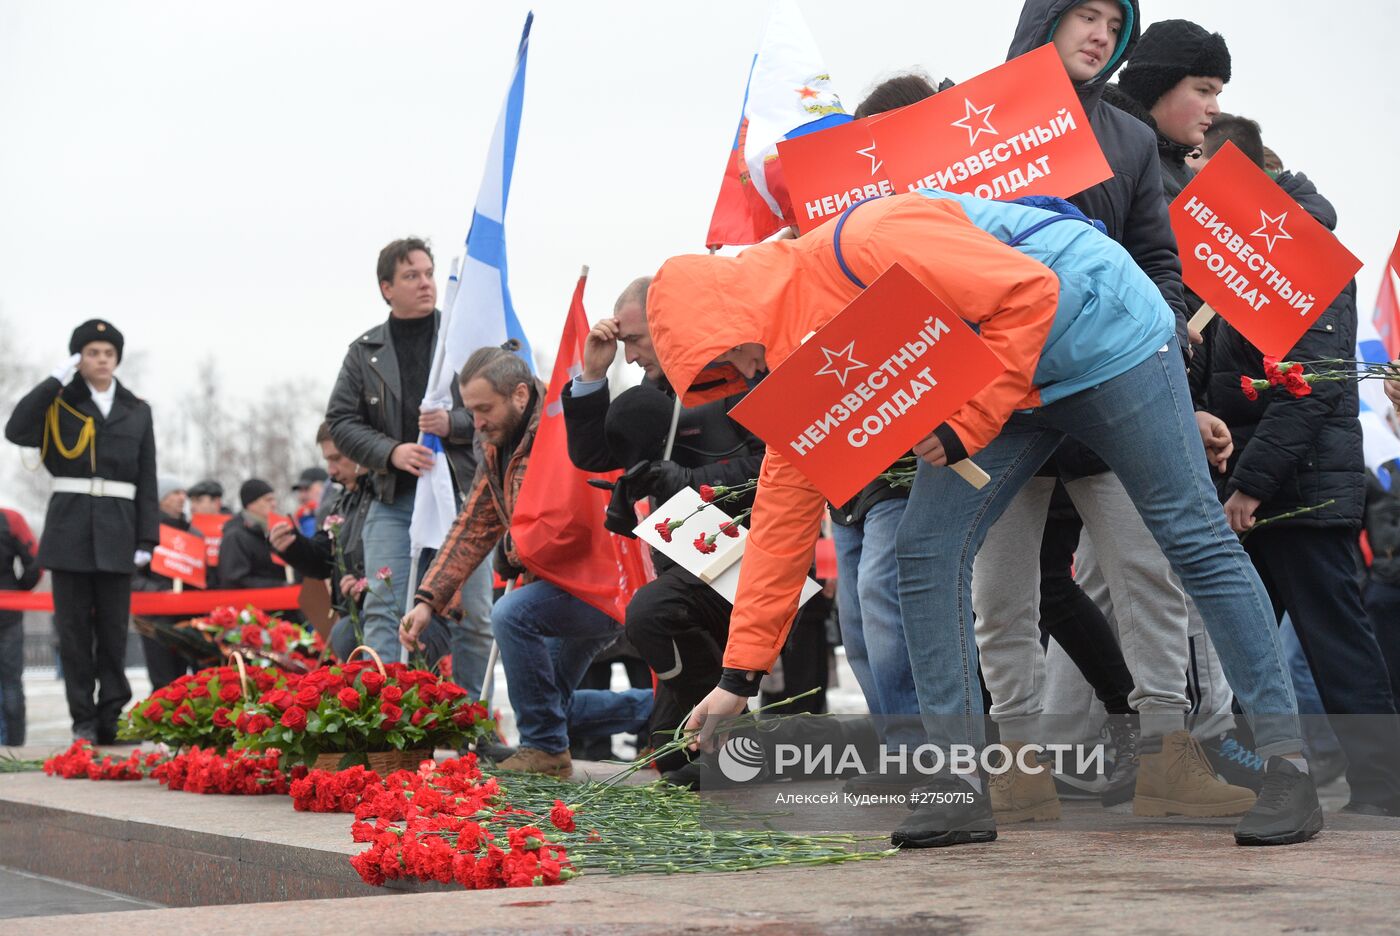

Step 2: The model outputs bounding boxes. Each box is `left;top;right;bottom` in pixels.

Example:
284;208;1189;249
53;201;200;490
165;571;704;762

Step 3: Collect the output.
831;192;1104;289
831;196;881;289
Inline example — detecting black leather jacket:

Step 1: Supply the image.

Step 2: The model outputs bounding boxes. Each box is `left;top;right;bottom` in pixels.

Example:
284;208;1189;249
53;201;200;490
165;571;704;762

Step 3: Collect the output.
326;310;476;504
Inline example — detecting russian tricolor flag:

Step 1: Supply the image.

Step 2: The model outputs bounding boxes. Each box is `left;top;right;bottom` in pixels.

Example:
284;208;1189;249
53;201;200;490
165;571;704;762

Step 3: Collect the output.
705;0;851;249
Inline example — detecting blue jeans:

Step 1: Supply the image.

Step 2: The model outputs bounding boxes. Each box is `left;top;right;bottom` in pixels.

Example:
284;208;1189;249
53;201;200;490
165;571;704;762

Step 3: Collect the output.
832;498;920;718
896;350;1302;757
493;580;652;753
361;496;414;662
451;559;495;698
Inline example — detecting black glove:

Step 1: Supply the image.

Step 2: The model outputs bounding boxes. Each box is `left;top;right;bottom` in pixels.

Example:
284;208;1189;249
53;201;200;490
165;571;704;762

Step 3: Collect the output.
628;460;695;502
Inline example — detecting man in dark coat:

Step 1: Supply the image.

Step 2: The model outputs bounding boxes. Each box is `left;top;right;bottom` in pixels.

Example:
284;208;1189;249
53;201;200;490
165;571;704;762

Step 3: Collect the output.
1193;140;1400;814
4;319;157;743
218;480;288;590
562;275;765;773
131;476;204;689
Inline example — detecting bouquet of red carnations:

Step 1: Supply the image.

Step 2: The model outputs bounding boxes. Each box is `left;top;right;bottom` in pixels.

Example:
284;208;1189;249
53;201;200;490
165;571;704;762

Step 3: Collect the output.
43;740;165;780
1240;356;1400;400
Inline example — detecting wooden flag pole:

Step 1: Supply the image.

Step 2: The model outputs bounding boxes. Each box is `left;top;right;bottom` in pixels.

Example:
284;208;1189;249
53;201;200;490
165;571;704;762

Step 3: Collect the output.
950;459;991;490
1188;303;1217;334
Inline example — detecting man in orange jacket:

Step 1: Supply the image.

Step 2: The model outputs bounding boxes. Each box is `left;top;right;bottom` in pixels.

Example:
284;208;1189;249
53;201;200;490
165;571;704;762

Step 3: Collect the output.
645;189;1319;850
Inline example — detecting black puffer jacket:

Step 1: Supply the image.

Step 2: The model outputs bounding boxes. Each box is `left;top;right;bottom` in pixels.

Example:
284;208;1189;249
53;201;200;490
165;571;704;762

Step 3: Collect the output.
1196;171;1363;528
1009;0;1189;481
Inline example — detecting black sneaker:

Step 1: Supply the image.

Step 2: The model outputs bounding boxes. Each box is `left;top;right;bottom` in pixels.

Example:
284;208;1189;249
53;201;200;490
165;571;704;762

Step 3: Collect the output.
892;777;997;849
1233;757;1323;846
1101;714;1140;808
1202;730;1266;792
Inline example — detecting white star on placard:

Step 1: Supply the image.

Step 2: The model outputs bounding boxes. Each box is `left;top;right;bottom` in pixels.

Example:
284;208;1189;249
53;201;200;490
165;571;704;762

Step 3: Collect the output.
951;98;998;146
1251;209;1293;253
856;143;883;176
814;341;868;387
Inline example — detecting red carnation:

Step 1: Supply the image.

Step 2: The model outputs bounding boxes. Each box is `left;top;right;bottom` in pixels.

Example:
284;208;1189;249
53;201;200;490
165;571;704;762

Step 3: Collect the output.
212;707;234;729
719;520;741;538
1283;371;1313;397
337;687;362;710
240;623;264;647
693;532;717;555
1263;355;1285;386
1240;375;1260;401
380;703;403;728
218;683;242;703
360;671;386;696
698;484;717;502
281;706;309;732
549;800;576;833
655;519;675;543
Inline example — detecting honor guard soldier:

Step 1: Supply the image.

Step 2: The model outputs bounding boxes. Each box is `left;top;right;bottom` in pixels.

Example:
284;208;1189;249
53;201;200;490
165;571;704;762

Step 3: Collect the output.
5;319;158;743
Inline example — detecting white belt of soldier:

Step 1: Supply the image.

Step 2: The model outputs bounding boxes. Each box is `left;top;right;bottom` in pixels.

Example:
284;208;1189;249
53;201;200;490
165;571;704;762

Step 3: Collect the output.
52;477;136;500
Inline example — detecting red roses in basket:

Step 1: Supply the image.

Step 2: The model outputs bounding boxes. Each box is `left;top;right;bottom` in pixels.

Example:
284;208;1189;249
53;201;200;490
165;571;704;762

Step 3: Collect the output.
231;657;494;769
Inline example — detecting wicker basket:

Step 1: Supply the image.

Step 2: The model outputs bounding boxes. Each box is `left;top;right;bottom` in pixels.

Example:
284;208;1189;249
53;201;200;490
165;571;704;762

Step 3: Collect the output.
309;748;434;774
307;645;430;774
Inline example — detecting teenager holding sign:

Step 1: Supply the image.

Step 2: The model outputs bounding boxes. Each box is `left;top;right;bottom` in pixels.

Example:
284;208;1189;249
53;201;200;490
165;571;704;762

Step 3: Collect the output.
645;189;1320;849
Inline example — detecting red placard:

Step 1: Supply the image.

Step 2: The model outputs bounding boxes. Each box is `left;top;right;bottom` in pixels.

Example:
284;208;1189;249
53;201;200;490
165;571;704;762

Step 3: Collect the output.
866;45;1110;203
152;523;207;589
728;263;1006;505
189;513;227;567
778;114;898;235
1171;142;1363;356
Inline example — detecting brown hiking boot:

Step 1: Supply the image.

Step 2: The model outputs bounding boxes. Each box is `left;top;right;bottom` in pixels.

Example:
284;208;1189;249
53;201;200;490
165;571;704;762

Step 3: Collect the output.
989;741;1062;823
1133;730;1256;817
497;747;573;779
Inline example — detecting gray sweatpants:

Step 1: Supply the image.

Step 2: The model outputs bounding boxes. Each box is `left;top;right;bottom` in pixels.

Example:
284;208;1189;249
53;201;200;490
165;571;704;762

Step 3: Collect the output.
973;472;1194;742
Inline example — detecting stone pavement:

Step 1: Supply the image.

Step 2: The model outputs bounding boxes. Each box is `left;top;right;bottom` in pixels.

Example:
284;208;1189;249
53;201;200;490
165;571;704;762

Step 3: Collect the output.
4;761;1400;933
4;818;1400;934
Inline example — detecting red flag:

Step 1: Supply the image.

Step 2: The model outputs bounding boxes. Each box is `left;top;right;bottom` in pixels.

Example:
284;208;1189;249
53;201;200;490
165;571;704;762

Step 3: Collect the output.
1375;231;1400;359
706;115;792;250
512;272;653;622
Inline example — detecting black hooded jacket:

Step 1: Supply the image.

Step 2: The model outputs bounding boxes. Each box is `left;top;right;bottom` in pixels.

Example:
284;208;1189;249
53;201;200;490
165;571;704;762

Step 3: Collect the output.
1009;0;1189;481
1193;171;1364;528
1008;0;1189;348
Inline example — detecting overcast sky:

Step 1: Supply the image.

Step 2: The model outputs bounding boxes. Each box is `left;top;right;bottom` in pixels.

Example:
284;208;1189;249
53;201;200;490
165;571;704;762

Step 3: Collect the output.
2;1;1396;442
